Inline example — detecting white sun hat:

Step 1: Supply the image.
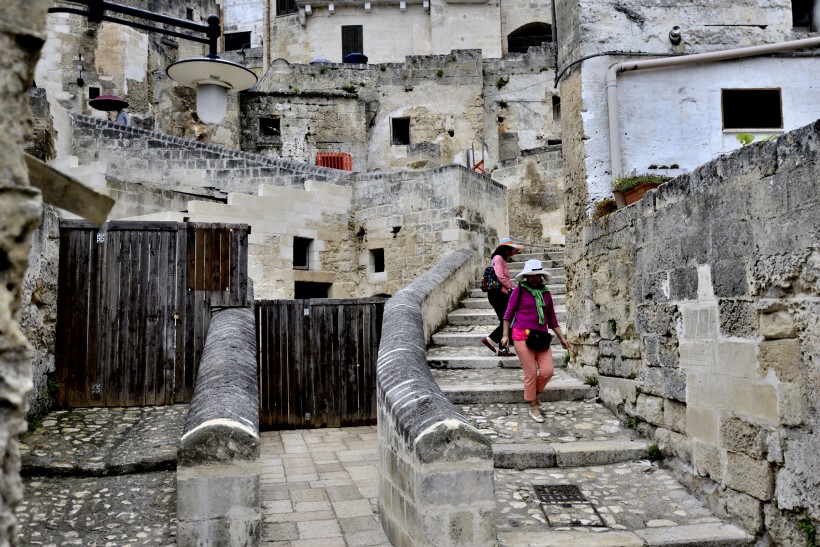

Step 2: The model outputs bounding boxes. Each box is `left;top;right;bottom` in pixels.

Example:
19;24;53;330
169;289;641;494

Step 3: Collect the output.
515;259;550;281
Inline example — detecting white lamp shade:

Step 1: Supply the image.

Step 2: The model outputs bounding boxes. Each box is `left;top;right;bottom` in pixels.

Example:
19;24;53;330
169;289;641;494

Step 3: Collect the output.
167;57;258;124
196;84;228;124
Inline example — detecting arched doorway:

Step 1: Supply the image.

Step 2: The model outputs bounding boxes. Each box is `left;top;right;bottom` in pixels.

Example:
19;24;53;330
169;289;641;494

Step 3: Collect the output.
507;22;553;53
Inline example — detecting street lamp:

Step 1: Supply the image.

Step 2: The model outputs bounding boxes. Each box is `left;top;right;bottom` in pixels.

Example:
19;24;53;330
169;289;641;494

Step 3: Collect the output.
48;0;257;124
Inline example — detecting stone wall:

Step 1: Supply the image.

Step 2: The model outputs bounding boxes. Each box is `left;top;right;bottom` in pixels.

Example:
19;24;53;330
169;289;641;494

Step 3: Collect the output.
491;145;565;244
565;121;820;544
377;248;496;546
0;1;47;543
70;114;354;194
19;206;60;422
354;166;508;296
172;165;507;301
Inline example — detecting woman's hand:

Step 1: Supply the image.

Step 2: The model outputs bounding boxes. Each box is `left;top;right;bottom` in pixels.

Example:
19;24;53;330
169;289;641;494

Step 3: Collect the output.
500;335;510;348
561;339;574;361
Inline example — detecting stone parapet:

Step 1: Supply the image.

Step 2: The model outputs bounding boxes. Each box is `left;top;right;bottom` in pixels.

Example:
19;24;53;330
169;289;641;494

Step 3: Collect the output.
377;248;497;546
566;120;820;543
177;282;260;547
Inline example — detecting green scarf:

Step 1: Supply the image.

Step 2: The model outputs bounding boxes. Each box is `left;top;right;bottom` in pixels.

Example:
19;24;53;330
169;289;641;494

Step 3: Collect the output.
520;282;550;325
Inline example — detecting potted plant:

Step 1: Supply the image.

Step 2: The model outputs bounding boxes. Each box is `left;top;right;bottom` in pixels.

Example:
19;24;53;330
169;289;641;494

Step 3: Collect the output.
612;174;670;206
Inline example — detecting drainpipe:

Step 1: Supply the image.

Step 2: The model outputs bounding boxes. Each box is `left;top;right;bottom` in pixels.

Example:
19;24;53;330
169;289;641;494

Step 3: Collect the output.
607;36;820;178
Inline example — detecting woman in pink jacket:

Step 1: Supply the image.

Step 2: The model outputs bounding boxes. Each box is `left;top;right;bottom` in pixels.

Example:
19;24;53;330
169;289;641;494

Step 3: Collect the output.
482;238;522;356
501;259;573;423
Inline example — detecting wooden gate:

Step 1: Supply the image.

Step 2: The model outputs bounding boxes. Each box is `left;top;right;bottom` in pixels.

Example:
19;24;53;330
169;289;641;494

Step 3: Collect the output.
56;220;249;408
256;299;385;430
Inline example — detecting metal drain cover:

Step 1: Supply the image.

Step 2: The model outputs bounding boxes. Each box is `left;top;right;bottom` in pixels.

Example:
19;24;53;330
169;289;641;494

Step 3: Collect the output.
533;484;607;528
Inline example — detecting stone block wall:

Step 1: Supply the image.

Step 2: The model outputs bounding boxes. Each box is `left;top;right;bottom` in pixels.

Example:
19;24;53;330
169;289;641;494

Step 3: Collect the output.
377;249;497;546
491;145;565;244
354;166;508;296
174;165;507;301
565;121;820;544
1;2;47;543
70;115;354;195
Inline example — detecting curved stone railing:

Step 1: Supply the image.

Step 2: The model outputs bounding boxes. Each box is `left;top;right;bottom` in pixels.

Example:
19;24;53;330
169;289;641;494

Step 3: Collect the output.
377;248;497;546
176;283;260;547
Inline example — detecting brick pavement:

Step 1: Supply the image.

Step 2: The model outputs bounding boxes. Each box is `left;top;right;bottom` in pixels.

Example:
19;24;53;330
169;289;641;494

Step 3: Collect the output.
260;427;390;547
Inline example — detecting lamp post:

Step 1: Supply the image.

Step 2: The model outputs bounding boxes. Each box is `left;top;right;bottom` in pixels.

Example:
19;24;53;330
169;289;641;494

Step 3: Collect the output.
48;0;257;124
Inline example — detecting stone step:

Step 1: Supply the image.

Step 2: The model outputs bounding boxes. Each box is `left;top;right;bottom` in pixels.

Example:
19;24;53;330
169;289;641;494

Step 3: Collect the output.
461;294;567;309
427;345;568;370
433;369;598;405
513;251;565;262
495;460;753;545
447;307;567;326
469;285;567;299
432;326;568;348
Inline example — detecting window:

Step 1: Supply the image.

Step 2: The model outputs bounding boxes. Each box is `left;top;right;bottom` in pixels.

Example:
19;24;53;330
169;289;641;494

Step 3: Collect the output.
792;0;814;28
224;31;251;52
294;282;330;299
721;89;783;130
342;25;364;58
552;95;561;123
507;22;553;54
89;87;100;99
391;118;410;146
370;249;385;273
293;237;312;270
259;117;281;137
277;0;297;15
186;7;193;20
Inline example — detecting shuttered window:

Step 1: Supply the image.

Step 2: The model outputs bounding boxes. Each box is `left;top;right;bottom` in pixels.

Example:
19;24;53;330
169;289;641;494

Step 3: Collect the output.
342;25;363;58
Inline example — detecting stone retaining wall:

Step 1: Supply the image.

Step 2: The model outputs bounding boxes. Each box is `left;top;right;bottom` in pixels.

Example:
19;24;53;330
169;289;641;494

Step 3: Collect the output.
377;249;497;546
177;282;260;547
565;120;820;545
71;114;354;194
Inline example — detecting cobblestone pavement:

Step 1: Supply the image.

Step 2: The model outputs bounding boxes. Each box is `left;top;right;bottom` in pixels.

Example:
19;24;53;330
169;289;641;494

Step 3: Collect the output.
260;427;390;547
17;472;177;546
495;461;722;534
457;399;641;444
16;405;187;546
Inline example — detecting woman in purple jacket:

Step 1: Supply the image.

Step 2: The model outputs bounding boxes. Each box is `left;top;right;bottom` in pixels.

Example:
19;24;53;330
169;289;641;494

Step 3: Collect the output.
501;259;573;423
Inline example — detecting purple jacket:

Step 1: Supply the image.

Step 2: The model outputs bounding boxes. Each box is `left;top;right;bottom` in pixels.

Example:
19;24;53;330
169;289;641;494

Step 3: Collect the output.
503;286;559;331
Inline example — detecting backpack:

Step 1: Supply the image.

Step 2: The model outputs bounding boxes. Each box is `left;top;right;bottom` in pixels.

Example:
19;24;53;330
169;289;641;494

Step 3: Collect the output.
480;264;503;292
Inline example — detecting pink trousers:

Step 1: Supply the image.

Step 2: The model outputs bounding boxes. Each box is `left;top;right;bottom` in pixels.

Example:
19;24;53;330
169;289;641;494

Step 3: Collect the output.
513;340;554;402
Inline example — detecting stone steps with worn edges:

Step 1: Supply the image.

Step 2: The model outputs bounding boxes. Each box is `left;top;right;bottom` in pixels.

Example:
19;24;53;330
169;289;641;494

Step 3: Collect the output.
426;344;568;370
447;306;567;326
433;368;593;404
470;285;567;298
431;325;568;348
461;295;567;309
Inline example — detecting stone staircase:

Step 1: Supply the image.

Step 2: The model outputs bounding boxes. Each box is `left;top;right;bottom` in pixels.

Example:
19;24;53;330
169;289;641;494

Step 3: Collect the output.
426;245;753;546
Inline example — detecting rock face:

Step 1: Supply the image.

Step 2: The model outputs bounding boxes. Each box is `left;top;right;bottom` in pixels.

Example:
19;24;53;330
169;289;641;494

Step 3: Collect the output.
565;121;820;543
0;1;48;543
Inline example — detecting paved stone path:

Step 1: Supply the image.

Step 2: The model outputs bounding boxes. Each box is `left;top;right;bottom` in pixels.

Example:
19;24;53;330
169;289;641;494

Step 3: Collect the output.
17;405;186;546
260;427;390;547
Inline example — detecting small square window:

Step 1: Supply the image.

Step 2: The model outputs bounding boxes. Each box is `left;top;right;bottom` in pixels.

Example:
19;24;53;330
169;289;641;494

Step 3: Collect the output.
295;282;330;299
722;89;782;130
792;0;814;28
277;0;297;16
391;118;410;146
224;31;251;52
260;117;281;136
293;237;312;270
186;7;194;20
89;87;100;100
371;248;385;273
